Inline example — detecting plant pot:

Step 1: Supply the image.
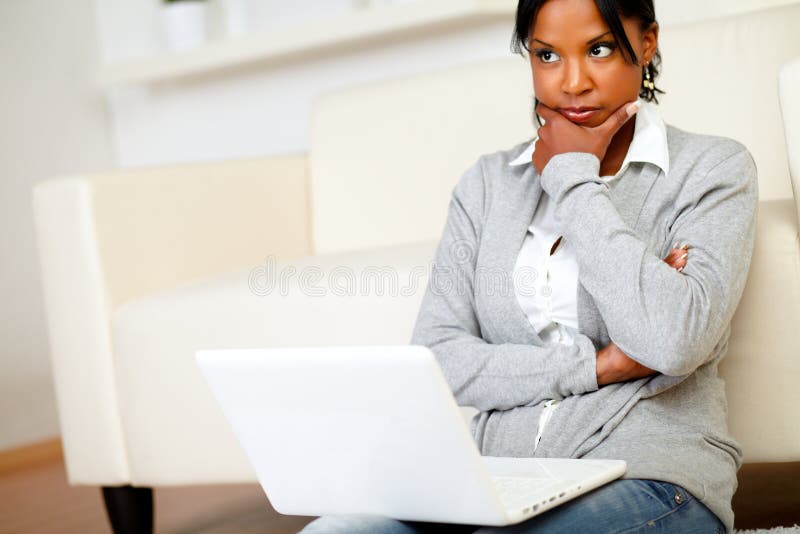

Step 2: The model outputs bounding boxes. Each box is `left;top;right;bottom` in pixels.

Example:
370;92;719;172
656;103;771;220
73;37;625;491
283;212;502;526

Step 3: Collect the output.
220;0;249;39
159;1;208;52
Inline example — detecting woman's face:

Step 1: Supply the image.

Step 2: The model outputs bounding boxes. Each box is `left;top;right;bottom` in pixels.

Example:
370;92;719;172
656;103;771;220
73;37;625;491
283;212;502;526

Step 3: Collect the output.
529;0;658;128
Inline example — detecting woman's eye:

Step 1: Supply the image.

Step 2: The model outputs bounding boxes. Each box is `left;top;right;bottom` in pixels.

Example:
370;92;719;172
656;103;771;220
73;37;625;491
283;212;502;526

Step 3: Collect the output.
589;44;614;58
535;50;561;63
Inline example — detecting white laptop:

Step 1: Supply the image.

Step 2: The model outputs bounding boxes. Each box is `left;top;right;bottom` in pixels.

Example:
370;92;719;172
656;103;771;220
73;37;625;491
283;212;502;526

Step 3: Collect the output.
194;345;626;527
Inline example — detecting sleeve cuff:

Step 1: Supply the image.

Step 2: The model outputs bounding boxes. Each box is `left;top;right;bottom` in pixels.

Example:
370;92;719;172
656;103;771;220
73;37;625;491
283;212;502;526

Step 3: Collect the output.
540;152;604;202
572;334;600;395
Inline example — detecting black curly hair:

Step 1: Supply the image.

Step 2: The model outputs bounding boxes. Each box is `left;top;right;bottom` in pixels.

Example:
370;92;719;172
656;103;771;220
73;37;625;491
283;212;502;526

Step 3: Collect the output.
510;0;665;104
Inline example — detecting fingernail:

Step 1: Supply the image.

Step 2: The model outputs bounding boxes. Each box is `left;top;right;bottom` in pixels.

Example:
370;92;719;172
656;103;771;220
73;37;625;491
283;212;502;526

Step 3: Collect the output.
679;253;687;261
678;266;684;272
673;242;679;249
680;243;689;250
626;100;642;117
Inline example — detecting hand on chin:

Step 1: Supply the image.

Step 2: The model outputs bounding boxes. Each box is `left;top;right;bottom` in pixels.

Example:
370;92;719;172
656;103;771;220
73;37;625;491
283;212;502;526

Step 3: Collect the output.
532;100;640;176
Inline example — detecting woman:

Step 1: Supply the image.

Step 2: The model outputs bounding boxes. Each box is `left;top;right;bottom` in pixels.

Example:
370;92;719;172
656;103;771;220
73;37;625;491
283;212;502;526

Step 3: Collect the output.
301;0;756;532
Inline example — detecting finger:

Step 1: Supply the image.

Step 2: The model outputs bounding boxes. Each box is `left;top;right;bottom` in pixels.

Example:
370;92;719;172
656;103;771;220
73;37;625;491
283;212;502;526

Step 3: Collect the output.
668;250;688;263
596;100;640;137
671;255;688;270
663;248;688;267
665;257;685;269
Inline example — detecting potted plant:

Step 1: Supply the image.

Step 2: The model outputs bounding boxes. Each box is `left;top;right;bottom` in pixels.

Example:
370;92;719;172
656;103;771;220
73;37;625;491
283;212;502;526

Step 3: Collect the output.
160;0;209;52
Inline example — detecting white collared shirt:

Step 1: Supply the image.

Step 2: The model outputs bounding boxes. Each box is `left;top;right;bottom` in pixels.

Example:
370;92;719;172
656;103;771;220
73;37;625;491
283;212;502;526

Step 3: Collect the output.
509;99;670;345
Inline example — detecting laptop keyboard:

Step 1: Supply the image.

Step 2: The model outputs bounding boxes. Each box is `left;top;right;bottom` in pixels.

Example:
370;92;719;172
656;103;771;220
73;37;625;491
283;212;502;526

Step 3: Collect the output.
492;475;563;512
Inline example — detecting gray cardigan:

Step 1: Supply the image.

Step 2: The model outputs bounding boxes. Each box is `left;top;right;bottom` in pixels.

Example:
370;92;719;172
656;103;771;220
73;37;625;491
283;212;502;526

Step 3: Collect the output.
410;125;758;533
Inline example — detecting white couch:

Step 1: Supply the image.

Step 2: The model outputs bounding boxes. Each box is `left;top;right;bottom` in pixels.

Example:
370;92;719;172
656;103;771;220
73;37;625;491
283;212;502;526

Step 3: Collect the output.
33;4;800;532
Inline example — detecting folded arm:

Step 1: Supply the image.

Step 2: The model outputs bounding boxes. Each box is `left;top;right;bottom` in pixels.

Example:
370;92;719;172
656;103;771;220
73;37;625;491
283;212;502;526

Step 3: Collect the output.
540;145;758;376
411;158;599;412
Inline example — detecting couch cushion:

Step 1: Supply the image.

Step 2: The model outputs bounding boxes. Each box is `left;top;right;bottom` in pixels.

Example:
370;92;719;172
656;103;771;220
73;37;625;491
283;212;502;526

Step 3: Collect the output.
110;240;453;484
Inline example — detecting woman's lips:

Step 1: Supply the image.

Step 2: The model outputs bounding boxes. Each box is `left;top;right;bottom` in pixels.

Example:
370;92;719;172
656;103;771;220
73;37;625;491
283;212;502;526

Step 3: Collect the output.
558;107;601;124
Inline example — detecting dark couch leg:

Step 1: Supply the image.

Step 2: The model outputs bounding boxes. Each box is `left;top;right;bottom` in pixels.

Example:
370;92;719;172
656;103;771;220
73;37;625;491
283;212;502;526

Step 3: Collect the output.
101;485;154;534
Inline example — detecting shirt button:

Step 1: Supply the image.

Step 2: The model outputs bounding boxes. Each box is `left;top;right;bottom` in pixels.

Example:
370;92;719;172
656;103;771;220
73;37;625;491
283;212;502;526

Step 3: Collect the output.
674;493;684;505
541;285;552;298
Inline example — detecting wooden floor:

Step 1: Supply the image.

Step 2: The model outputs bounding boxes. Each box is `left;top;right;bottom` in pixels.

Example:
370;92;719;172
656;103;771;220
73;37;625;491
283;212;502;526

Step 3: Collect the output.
1;443;799;533
0;449;316;534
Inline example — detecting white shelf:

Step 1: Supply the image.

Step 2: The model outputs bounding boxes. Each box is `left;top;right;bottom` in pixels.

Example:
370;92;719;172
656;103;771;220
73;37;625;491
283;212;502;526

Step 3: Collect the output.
97;0;516;87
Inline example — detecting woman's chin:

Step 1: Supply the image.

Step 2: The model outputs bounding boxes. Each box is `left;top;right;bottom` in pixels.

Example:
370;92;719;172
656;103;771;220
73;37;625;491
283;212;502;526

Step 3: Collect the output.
569;116;606;128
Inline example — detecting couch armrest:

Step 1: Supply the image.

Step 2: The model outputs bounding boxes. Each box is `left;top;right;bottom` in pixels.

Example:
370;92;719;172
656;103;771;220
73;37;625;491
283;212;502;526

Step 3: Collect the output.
779;57;800;221
721;197;800;462
32;154;311;484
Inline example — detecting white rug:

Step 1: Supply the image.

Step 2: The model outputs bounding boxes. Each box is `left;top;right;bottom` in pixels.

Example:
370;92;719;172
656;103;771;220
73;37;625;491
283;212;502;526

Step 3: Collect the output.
735;526;800;533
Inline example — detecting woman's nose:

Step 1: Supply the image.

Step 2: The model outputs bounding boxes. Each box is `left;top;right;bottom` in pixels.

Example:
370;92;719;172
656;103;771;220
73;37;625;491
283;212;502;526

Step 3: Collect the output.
561;62;592;95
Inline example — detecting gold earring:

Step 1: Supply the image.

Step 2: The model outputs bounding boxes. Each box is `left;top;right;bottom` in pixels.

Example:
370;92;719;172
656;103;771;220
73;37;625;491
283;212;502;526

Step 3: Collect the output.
643;64;655;91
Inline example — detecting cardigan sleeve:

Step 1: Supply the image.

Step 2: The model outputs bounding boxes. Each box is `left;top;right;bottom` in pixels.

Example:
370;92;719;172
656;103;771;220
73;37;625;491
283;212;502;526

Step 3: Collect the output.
539;143;758;377
410;156;600;412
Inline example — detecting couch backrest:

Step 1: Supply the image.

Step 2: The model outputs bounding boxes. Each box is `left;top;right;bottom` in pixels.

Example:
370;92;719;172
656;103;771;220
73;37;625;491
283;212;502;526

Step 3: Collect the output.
655;4;800;206
780;56;800;214
309;3;800;255
309;58;533;255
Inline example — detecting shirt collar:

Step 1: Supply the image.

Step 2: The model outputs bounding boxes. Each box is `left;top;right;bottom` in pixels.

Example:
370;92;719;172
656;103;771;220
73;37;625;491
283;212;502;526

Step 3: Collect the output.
508;99;670;179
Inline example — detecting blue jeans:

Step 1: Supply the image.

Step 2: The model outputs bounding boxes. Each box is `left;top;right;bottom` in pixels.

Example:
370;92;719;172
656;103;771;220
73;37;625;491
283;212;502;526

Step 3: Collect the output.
298;479;726;533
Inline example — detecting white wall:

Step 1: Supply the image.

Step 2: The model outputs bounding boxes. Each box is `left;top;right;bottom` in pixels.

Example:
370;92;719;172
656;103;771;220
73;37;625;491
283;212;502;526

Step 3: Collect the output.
106;22;519;167
0;0;114;451
97;0;800;168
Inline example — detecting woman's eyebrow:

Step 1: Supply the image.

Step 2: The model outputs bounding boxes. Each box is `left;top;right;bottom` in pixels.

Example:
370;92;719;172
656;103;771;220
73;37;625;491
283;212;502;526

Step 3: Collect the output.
586;31;613;44
531;31;613;49
531;38;555;48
